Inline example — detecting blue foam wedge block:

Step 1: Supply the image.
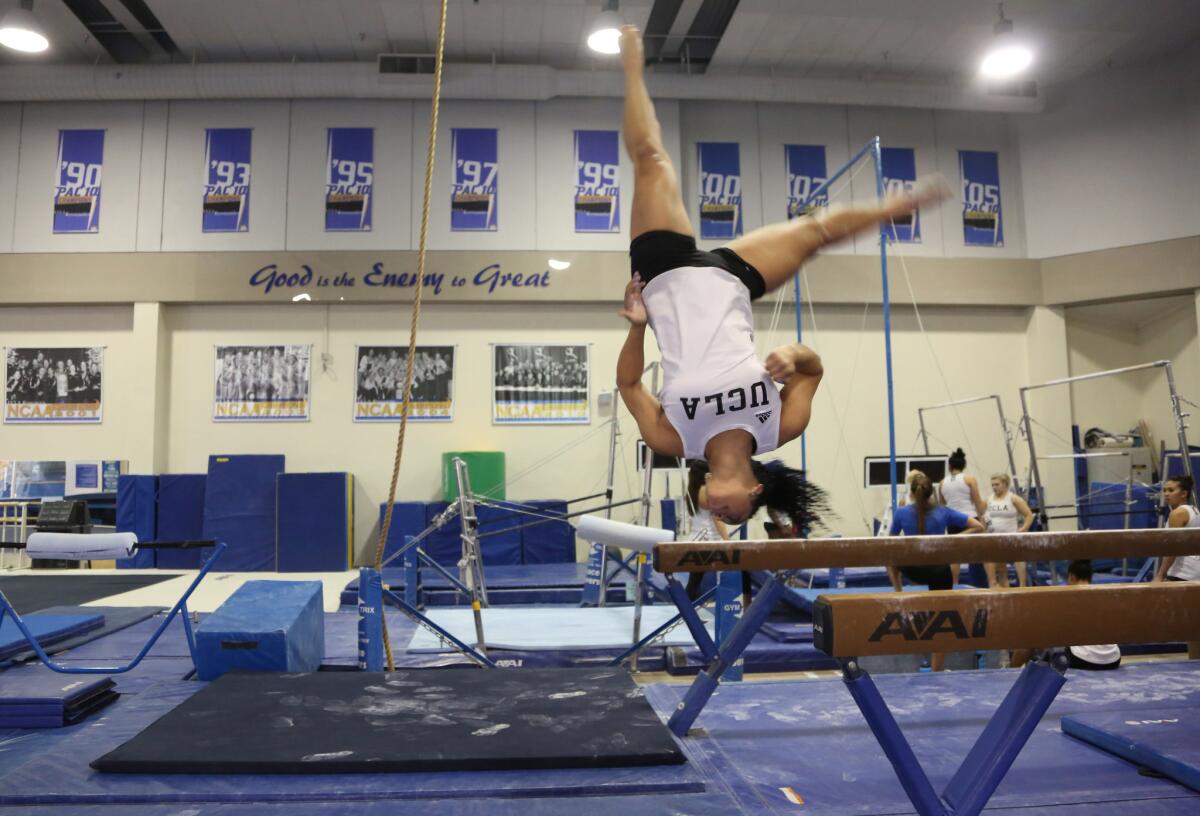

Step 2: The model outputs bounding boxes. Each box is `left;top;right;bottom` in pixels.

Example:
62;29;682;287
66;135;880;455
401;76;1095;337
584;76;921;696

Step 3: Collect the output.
156;474;207;569
277;473;353;571
194;580;324;681
1063;707;1200;793
203;455;285;571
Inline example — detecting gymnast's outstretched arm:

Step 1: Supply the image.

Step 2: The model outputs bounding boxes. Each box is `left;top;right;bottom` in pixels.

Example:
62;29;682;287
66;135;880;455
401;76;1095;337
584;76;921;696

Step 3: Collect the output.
616;275;683;456
768;344;824;444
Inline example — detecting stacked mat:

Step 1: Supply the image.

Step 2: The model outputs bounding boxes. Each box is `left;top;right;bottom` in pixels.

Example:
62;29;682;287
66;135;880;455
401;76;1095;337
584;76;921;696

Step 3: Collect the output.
0;613;105;663
0;666;118;728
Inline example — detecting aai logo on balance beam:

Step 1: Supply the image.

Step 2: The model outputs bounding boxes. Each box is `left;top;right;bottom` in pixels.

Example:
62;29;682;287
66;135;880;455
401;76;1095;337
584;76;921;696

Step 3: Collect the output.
868;610;989;642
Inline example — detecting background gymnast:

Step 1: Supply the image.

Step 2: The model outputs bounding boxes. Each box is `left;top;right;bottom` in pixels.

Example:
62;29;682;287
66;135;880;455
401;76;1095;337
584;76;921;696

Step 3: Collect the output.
614;24;949;525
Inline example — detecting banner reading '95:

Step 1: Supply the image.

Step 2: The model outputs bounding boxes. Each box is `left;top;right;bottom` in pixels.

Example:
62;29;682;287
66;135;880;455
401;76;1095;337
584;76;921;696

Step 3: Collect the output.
326;128;374;232
451;128;498;231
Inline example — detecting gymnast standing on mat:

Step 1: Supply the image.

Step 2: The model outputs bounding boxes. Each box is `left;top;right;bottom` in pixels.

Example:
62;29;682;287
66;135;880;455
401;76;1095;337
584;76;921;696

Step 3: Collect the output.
1154;474;1200;659
615;24;948;526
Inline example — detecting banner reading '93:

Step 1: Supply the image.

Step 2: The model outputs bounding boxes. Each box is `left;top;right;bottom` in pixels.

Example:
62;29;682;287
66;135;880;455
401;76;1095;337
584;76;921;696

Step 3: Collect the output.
203;128;252;233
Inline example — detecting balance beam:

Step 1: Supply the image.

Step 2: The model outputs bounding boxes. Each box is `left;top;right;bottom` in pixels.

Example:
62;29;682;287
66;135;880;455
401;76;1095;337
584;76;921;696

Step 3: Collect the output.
812;582;1200;658
653;528;1200;573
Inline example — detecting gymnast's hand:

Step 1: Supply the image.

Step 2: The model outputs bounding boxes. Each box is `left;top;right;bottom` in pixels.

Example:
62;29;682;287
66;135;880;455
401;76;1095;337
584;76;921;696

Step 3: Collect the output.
765;345;800;383
619;274;649;326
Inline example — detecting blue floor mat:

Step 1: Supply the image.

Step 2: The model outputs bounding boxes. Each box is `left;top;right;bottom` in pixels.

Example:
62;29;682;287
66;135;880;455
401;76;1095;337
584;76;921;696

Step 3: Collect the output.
0;614;105;663
644;662;1200;815
340;564;628;607
0;680;704;805
1063;707;1200;792
6;607;163;665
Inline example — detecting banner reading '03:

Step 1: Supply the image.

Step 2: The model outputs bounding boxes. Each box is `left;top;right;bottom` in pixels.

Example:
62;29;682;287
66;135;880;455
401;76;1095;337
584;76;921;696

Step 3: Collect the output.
574;130;620;233
203;128;252;233
492;344;589;424
959;150;1004;247
881;147;920;243
784;144;828;220
451;128;498;231
53;130;104;234
326;128;374;232
697;142;743;240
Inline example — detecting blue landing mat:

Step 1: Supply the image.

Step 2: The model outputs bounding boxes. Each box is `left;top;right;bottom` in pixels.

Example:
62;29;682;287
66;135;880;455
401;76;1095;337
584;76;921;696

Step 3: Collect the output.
339;563;628;607
0;681;704;805
1063;707;1200;792
644;662;1200;816
782;583;973;614
6;607;163;665
759;621;813;643
0;614;105;662
665;634;838;676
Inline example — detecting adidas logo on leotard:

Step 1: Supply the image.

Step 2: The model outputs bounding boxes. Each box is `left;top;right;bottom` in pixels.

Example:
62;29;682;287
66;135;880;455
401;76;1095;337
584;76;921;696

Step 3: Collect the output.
756;410;771;424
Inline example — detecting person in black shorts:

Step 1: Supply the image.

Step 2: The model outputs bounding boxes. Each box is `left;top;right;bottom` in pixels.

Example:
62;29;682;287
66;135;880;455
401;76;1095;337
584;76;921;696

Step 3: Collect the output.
615;24;948;526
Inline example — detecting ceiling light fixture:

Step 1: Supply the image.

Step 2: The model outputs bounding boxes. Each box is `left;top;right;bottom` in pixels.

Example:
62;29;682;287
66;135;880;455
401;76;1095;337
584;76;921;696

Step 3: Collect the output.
0;1;49;54
587;0;621;55
979;3;1032;79
548;258;571;271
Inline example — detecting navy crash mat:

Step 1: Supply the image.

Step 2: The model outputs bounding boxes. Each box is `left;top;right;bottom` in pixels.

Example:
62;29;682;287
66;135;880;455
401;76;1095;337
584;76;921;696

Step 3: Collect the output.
92;667;685;774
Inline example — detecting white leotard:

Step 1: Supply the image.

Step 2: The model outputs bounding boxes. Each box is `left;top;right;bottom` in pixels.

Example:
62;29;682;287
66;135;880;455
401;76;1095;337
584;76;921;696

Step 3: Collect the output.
1167;504;1200;581
940;472;977;518
986;492;1019;533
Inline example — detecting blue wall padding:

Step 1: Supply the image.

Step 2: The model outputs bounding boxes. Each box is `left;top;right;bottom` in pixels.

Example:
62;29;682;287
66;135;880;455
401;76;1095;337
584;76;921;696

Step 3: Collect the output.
475;505;522;566
1063;708;1200;793
194;580;324;681
521;501;573;564
277;473;353;572
423;502;463;566
115;475;157;569
202;455;285;572
155;474;207;569
1081;482;1157;531
376;502;428;566
660;499;678;534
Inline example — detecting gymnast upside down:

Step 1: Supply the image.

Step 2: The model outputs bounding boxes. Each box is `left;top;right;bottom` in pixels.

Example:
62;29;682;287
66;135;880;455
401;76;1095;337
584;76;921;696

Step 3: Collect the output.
615;24;949;525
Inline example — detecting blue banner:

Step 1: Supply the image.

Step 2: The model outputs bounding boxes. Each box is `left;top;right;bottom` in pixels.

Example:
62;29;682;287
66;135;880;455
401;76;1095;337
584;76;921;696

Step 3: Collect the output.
574;130;620;233
697;142;743;240
959;150;1003;247
785;144;827;219
326;128;374;232
203;128;252;233
881;147;919;243
53;130;104;234
451;128;498;231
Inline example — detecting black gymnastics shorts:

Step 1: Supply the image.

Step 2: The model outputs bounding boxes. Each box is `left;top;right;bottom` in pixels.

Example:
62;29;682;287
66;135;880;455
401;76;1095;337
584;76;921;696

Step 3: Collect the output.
630;230;766;300
899;564;955;591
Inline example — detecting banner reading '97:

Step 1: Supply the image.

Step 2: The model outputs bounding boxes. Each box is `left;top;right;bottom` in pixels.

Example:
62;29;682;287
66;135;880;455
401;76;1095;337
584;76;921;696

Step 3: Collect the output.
451;128;498;231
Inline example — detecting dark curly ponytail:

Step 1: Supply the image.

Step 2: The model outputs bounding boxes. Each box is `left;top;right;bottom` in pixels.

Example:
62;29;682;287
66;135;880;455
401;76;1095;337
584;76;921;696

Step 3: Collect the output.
750;460;831;535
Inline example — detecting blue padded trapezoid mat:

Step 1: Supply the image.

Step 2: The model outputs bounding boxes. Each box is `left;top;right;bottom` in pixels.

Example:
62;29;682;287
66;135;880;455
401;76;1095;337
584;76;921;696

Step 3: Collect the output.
1063;707;1200;793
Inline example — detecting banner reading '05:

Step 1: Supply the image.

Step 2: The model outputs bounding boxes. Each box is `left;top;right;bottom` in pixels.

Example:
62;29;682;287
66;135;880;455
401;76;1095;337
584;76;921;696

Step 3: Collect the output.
451;128;498;231
53;130;104;234
959;150;1004;247
203;128;252;233
697;142;743;240
326;128;374;232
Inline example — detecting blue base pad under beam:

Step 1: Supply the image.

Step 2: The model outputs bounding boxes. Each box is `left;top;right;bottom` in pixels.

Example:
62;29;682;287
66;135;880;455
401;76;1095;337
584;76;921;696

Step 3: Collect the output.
1063;707;1200;793
664;634;839;675
340;564;627;607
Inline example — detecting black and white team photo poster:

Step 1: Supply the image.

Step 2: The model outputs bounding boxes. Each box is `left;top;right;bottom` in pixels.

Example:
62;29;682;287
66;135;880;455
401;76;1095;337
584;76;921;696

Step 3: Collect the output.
354;346;455;422
4;347;104;424
213;345;311;421
492;344;589;424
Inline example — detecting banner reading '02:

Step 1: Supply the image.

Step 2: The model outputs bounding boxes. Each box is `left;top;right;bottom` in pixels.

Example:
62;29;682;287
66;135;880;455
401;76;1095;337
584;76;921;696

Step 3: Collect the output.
53;130;104;234
326;128;374;232
881;147;920;243
203;128;252;233
959;150;1004;247
697;142;743;240
784;144;828;220
574;130;620;233
492;344;589;424
451;128;498;231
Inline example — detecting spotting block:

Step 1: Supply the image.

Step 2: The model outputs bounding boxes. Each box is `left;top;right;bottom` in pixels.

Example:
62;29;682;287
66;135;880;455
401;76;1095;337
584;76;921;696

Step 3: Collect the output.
195;581;324;681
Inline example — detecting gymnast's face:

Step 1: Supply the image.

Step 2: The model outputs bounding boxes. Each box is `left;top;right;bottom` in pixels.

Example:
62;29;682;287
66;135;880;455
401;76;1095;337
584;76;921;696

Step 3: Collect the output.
1163;480;1188;509
704;475;761;526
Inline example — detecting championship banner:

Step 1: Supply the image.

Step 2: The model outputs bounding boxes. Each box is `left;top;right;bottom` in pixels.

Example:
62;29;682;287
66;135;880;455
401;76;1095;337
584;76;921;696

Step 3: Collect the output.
326;128;374;232
203;128;252;233
354;345;454;422
4;347;103;424
959;150;1004;247
697;142;743;240
574;130;620;233
213;345;310;421
451;128;498;231
785;144;828;219
881;147;920;243
492;344;589;424
53;130;104;234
